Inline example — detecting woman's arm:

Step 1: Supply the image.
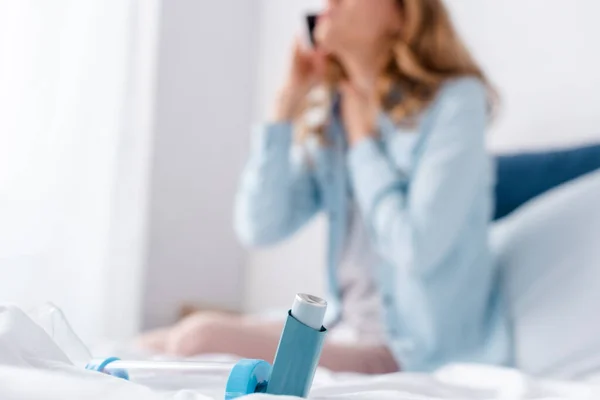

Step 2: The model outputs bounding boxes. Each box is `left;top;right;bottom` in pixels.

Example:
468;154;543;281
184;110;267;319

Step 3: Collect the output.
348;78;491;276
234;122;321;247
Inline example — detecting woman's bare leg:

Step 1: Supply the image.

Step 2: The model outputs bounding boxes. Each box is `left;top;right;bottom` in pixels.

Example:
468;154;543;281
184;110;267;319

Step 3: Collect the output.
137;313;284;360
138;312;398;374
321;342;398;374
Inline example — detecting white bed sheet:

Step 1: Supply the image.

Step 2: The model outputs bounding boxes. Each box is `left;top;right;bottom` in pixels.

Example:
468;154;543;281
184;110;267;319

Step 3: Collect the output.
2;304;600;400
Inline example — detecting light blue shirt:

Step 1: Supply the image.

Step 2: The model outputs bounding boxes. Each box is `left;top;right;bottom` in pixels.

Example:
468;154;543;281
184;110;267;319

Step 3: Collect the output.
235;77;512;371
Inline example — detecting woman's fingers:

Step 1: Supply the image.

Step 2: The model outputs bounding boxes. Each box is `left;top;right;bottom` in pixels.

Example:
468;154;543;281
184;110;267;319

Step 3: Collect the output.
339;81;356;97
311;50;327;82
292;35;327;81
291;37;306;61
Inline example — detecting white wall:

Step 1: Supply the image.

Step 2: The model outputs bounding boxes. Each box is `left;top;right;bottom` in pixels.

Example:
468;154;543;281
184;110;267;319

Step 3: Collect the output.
245;0;600;312
246;0;327;313
0;0;159;343
448;0;600;151
142;0;259;328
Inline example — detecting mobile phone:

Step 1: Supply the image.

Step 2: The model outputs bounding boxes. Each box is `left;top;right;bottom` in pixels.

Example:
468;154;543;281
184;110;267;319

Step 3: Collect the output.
304;14;318;47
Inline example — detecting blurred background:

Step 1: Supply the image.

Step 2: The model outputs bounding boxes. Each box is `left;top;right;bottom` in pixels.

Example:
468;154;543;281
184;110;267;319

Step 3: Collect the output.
0;0;599;345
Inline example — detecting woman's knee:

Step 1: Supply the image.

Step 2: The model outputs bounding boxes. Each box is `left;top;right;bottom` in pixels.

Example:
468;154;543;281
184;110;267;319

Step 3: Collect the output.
166;312;237;356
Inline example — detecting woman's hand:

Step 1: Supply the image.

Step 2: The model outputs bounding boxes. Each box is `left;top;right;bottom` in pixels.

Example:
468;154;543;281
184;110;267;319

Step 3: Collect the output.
272;39;326;122
340;82;379;147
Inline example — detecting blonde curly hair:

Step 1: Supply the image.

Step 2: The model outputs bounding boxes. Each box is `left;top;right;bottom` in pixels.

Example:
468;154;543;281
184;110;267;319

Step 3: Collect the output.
301;0;494;140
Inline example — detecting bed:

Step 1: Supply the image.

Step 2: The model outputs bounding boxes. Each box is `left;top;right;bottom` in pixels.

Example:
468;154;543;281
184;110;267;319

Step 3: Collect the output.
2;170;600;399
1;302;599;400
2;154;600;399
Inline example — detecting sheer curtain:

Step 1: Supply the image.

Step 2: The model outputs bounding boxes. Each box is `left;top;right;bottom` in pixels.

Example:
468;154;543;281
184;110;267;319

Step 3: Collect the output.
0;0;160;343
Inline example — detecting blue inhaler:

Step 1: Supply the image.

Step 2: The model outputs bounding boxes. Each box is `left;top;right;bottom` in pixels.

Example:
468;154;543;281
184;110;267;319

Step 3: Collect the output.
267;293;327;397
87;293;328;399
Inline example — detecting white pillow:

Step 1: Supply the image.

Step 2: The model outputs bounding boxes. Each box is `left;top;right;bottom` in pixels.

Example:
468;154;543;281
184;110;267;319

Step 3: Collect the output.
492;170;600;379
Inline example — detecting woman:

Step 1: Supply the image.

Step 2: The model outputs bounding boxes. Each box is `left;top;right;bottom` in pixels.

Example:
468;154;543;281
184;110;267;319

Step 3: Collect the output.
141;0;512;373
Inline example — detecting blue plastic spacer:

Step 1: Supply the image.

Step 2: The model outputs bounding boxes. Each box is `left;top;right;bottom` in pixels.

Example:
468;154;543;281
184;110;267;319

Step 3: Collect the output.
86;357;121;372
225;359;272;400
85;357;130;380
266;311;327;398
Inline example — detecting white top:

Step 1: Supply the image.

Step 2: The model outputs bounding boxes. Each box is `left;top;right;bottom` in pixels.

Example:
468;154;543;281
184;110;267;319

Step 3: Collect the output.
333;202;387;345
